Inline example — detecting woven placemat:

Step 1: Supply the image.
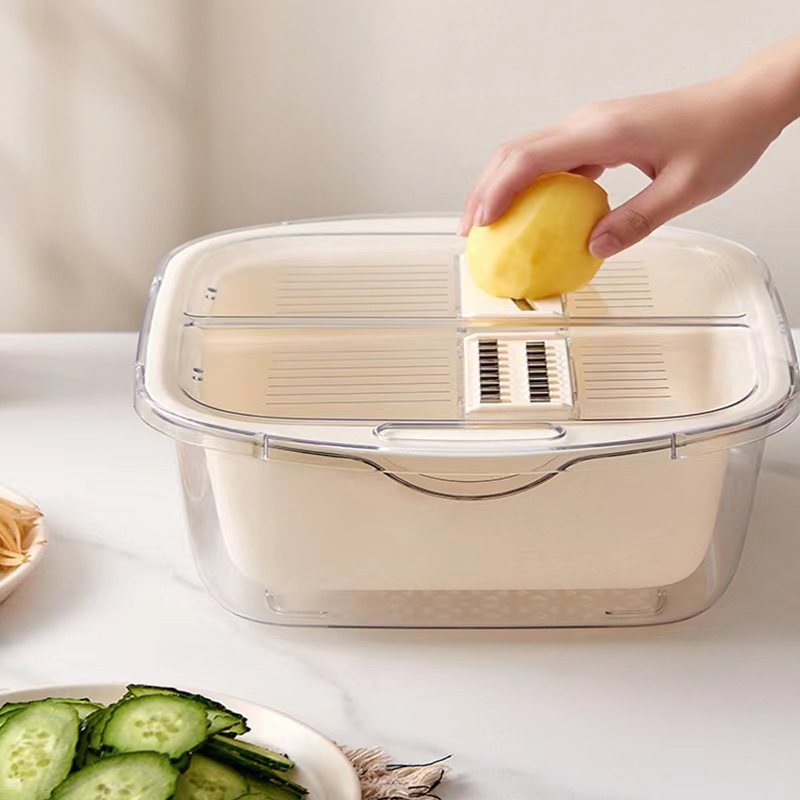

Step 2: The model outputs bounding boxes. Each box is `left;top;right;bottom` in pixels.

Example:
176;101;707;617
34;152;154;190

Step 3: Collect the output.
340;747;451;799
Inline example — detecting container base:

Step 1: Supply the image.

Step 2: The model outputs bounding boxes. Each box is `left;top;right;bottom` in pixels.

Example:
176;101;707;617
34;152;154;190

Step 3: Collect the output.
178;441;761;628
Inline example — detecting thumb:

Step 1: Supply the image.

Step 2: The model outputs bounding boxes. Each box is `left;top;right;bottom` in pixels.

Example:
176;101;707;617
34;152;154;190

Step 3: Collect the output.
589;173;692;259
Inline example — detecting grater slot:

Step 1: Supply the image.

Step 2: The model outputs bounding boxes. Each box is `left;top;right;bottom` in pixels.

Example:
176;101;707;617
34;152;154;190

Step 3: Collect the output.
465;333;573;420
478;339;503;403
526;342;551;402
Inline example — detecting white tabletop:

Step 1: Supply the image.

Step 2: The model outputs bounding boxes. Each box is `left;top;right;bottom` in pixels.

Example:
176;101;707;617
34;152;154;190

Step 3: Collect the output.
1;332;799;800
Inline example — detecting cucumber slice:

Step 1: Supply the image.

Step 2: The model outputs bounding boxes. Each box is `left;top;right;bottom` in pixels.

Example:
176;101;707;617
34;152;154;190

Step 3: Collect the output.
124;685;182;698
56;700;103;721
74;726;89;770
0;701;80;800
51;752;178;800
246;780;307;800
173;752;193;773
199;741;306;797
0;709;21;729
85;706;114;751
240;790;300;800
102;696;209;759
0;699;102;722
75;708;110;770
206;713;248;738
204;736;294;772
251;772;307;798
125;686;249;736
175;754;248;800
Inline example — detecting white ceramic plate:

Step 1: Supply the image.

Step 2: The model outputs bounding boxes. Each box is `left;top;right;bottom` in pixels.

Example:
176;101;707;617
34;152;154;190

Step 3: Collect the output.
0;683;361;800
0;486;47;605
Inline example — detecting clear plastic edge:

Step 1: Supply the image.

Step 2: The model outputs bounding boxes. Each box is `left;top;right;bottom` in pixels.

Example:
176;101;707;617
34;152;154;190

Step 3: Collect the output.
134;364;799;472
134;217;800;470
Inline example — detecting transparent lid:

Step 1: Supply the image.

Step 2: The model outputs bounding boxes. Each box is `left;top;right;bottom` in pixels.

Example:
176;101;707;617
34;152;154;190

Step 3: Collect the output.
135;216;799;475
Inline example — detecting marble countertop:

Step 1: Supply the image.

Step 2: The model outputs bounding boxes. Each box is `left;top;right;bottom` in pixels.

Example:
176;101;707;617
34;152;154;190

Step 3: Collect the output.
1;332;799;800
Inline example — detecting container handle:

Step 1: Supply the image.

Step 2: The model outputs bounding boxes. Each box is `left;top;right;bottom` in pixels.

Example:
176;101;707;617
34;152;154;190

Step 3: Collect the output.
374;422;566;449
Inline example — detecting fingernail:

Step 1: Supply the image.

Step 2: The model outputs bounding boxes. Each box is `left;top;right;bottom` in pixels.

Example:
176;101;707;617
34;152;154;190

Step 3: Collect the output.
589;232;622;259
473;205;485;227
457;216;469;237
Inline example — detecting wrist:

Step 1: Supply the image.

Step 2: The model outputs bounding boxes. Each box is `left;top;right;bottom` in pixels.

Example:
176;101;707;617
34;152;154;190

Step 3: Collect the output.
728;38;800;135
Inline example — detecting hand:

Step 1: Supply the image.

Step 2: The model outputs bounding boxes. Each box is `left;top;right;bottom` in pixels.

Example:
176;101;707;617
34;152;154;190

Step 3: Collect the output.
458;59;798;258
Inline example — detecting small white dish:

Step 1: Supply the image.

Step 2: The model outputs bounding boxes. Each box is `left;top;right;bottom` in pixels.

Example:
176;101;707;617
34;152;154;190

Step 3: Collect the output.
0;683;361;800
0;485;47;605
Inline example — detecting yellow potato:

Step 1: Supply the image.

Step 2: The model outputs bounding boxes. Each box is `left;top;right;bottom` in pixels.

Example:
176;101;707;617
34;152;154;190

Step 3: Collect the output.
465;172;610;300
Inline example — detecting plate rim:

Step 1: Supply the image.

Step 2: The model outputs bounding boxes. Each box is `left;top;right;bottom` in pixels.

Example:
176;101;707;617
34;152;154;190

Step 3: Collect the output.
0;682;362;800
0;485;47;596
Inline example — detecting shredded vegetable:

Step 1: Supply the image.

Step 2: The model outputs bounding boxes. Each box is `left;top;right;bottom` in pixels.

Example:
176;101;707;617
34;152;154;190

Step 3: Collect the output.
0;496;42;569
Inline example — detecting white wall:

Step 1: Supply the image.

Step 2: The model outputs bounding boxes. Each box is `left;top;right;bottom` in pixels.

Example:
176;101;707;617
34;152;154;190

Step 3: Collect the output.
204;0;800;323
0;0;202;331
2;0;800;330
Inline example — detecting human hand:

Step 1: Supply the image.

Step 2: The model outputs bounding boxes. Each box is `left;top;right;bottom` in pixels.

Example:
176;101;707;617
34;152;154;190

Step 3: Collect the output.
458;52;799;258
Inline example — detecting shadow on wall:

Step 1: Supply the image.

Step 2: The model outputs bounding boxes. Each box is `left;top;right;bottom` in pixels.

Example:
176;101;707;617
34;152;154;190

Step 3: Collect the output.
0;0;207;332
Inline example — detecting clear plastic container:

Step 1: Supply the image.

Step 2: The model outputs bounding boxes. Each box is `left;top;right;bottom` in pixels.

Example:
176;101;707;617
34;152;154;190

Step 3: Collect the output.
135;216;799;627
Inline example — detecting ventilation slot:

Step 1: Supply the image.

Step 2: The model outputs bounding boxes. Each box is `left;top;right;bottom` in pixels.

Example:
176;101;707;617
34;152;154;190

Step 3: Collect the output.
526;342;551;403
478;339;503;403
566;261;655;317
465;334;573;420
572;337;682;419
579;344;670;401
272;263;456;317
182;328;461;421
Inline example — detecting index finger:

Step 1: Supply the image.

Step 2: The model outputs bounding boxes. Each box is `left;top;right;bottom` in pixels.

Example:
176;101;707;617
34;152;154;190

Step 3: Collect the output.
458;145;513;235
458;128;562;235
477;133;601;226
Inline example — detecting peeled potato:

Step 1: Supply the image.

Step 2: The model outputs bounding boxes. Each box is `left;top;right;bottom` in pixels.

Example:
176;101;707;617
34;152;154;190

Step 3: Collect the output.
465;172;610;300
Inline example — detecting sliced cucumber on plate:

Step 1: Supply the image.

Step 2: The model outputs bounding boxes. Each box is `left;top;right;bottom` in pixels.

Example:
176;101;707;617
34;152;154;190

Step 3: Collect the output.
102;695;209;759
51;753;178;800
0;702;80;800
0;686;309;800
202;735;295;773
124;686;249;737
175;754;248;800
